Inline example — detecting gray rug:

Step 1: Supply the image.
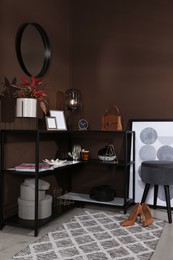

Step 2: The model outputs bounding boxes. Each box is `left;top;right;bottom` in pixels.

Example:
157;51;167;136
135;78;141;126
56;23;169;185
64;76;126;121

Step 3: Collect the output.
12;209;165;260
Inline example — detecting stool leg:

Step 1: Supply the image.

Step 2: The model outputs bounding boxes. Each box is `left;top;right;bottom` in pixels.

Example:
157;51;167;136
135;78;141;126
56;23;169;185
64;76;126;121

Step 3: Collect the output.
164;185;172;224
141;184;150;204
153;185;158;209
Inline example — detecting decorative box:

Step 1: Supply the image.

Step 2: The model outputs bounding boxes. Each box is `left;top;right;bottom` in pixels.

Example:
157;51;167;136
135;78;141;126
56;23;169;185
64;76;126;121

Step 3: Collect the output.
23;178;50;190
18;195;52;220
20;178;50;201
20;183;45;201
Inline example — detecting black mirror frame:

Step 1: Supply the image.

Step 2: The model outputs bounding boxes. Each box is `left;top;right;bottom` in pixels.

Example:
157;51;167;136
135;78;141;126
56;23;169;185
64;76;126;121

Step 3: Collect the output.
15;22;51;78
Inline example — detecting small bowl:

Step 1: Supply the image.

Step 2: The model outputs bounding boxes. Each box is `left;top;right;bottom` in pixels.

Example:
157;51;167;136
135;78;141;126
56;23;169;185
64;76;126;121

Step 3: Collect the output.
98;155;117;161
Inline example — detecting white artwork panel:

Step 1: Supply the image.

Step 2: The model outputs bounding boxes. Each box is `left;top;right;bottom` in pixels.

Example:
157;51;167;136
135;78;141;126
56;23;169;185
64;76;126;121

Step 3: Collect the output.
131;120;173;207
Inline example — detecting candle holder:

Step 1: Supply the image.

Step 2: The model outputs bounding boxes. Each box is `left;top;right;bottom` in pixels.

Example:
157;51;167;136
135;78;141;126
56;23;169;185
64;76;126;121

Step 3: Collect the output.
65;89;80;111
65;88;81;130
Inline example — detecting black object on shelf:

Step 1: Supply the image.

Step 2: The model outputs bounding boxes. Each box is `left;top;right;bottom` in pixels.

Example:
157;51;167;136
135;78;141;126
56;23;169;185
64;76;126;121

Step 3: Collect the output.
89;185;116;202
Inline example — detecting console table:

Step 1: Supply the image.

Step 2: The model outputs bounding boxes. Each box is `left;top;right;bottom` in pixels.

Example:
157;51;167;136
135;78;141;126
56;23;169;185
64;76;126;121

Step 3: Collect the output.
0;129;135;236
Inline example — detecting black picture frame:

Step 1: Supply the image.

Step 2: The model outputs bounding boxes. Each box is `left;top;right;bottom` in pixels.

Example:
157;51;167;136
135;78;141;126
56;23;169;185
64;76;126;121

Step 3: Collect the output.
50;110;67;130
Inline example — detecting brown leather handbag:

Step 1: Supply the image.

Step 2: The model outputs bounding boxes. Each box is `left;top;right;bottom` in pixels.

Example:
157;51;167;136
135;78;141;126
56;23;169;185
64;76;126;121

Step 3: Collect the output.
101;104;123;131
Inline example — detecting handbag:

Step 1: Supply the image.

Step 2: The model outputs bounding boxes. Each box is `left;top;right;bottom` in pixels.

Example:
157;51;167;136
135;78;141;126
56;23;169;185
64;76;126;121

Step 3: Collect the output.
89;185;116;202
101;104;123;131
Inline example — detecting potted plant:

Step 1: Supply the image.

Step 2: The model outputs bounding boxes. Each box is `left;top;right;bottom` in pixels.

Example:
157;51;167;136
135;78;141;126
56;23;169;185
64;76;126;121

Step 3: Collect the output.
12;75;48;118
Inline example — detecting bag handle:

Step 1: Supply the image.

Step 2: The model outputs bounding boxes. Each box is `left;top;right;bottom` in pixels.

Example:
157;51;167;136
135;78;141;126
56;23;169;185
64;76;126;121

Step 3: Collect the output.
105;104;120;115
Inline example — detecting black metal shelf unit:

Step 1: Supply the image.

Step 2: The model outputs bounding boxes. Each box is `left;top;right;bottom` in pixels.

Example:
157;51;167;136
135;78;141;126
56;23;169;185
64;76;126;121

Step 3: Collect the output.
68;130;135;212
0;129;135;237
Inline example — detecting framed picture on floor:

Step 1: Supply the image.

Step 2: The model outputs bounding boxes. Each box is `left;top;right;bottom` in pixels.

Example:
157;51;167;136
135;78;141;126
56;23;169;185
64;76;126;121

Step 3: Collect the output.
50;110;67;130
130;119;173;207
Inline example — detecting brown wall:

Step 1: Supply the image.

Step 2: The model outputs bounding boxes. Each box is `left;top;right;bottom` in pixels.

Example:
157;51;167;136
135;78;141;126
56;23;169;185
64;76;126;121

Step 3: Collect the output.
0;0;70;127
1;0;173;129
71;0;173;129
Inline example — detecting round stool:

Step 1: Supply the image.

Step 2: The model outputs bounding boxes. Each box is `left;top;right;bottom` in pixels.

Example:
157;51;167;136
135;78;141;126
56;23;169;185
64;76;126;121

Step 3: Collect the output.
141;160;173;223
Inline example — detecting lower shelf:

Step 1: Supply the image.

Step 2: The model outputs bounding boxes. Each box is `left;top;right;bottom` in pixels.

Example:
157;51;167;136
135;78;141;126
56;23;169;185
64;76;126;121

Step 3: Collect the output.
60;192;132;206
2;194;133;232
3;204;75;230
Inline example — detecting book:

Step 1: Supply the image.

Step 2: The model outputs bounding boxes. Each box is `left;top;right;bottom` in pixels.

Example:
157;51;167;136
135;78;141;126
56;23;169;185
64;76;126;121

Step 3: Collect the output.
15;163;54;172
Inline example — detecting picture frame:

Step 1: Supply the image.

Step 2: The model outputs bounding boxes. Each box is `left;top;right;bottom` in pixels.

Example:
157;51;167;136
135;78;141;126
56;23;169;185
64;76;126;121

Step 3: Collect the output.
45;116;58;130
130;119;173;207
50;110;67;130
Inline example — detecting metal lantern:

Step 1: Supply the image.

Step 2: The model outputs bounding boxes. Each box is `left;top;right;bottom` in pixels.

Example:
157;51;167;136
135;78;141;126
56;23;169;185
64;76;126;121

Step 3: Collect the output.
65;88;81;130
65;89;81;111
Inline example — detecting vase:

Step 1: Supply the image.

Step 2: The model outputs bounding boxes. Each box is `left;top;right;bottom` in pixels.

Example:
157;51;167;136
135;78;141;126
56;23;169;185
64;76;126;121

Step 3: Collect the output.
16;98;37;118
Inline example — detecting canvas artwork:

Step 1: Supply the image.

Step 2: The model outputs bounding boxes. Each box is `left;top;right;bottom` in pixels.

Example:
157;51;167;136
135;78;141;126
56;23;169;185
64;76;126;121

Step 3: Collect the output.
131;120;173;206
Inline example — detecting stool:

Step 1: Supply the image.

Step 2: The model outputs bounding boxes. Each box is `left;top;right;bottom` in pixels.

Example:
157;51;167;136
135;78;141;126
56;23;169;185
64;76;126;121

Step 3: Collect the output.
141;160;173;223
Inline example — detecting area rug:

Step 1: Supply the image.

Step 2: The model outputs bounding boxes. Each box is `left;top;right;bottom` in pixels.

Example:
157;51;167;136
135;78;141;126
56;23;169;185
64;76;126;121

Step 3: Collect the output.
12;209;165;260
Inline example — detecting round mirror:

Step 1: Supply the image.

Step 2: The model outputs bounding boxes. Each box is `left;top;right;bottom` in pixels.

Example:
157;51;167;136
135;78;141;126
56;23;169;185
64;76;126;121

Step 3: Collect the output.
15;23;51;78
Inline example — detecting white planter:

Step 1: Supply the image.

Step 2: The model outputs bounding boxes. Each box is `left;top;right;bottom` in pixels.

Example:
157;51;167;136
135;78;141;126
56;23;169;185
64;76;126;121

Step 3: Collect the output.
16;98;37;118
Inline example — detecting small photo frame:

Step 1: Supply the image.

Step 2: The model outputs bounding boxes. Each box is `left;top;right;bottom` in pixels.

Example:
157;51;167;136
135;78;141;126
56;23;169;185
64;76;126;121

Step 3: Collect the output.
45;116;58;130
50;110;67;130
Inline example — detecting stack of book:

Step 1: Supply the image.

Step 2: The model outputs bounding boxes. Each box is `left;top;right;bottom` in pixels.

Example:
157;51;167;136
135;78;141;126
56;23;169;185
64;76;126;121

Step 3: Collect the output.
15;163;54;172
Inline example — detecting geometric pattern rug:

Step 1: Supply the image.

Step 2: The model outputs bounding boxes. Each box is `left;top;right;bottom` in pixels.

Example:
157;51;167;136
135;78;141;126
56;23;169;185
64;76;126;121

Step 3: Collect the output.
12;209;165;260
